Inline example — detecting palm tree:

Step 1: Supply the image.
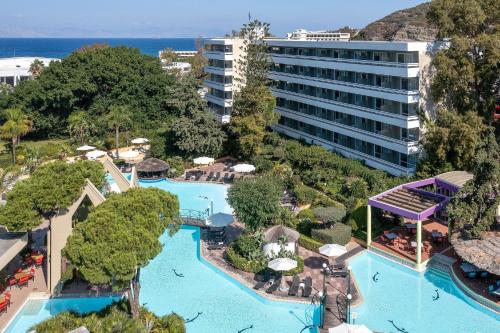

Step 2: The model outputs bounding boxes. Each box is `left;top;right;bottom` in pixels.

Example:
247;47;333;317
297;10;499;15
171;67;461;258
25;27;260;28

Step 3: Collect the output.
0;108;33;164
68;111;95;145
29;59;45;78
104;105;132;159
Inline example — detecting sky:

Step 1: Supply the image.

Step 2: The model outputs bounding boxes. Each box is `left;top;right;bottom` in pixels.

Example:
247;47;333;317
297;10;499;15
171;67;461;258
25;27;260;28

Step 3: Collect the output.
0;0;428;38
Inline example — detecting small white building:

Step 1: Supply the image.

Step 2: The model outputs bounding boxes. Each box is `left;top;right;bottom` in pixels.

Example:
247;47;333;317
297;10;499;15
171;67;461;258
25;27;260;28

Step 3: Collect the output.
163;61;192;73
0;57;59;86
263;225;300;258
286;29;351;41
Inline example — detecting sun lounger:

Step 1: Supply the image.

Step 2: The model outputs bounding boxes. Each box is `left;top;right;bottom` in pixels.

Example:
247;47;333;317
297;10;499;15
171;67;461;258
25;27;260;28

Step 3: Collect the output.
207;171;215;181
266;276;282;294
288;275;301;296
228;174;235;183
213;172;221;182
302;276;312;297
222;173;229;182
185;171;192;180
331;270;348;278
194;172;203;181
254;271;273;290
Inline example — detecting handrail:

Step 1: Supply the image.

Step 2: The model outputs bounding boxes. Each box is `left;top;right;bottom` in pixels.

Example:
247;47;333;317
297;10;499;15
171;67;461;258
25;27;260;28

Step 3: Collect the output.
180;208;210;222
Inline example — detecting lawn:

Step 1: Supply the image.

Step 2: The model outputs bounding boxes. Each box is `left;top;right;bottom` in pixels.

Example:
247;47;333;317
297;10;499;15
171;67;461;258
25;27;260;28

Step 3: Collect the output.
0;138;70;169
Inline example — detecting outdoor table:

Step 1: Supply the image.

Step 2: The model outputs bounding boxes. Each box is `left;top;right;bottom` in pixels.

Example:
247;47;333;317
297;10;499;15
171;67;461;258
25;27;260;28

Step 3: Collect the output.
410;241;423;248
431;231;444;238
385;233;397;240
14;270;30;280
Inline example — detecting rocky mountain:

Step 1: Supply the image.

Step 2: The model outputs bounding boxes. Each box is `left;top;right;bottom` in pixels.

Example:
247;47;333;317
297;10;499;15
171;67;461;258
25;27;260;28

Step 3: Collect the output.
353;3;437;42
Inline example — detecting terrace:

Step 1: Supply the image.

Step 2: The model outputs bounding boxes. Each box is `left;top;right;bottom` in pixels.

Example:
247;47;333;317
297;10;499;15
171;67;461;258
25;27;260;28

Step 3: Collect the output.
367;171;472;270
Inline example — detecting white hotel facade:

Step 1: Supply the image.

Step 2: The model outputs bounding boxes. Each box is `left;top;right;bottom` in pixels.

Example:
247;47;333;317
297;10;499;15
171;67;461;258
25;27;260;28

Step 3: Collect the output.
203;38;434;176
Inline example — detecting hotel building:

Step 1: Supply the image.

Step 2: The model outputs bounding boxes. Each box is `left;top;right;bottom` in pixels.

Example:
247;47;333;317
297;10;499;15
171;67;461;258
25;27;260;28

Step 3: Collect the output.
204;38;434;176
286;29;351;41
0;57;59;87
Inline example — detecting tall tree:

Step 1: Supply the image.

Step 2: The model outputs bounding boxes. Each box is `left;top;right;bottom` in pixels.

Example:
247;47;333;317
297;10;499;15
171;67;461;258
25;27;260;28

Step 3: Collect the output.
191;37;208;84
104;105;132;159
448;128;500;238
160;48;177;65
0;108;32;164
29;59;45;78
68;110;95;145
231;20;279;158
427;0;499;120
64;188;180;318
227;175;283;232
171;109;226;157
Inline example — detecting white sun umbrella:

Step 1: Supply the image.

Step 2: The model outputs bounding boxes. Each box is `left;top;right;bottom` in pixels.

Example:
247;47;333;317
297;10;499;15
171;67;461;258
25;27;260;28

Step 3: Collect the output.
328;323;373;333
85;150;106;160
206;212;233;228
76;145;96;152
131;138;149;145
233;163;256;173
268;257;297;291
319;244;348;257
193;156;215;165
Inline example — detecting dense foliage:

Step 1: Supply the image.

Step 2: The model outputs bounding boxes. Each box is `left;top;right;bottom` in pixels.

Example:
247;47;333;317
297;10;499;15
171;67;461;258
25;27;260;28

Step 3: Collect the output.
0;160;105;231
311;223;352;246
448;130;500;238
33;300;186;333
227;175;283;231
5;46;179;138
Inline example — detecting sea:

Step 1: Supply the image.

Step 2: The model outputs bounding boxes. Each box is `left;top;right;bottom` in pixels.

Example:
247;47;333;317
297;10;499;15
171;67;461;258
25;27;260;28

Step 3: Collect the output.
0;38;198;59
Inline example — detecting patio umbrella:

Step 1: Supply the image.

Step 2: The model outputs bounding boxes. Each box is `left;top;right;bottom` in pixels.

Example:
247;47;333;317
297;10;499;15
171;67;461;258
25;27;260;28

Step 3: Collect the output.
268;257;297;291
76;145;96;152
233;163;255;173
319;244;347;257
206;212;233;228
328;324;372;333
193;156;215;165
85;150;106;160
131;138;149;144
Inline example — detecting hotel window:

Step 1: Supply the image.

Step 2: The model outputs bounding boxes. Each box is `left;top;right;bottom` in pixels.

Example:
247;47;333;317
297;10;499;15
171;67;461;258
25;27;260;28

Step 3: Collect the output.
334;132;339;144
374;145;382;158
375;122;382;134
397;53;406;63
400;154;408;168
401;104;409;116
375;98;384;110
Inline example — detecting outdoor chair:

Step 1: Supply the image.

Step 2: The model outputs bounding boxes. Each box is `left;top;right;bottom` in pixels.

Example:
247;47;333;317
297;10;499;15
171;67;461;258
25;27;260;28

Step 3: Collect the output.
2;292;11;306
207;243;224;250
18;276;30;288
194;172;203;181
228;174;235;183
266;276;282;294
467;272;477;279
184;171;192;180
254;271;273;290
480;272;488;278
302;277;313;297
213;172;221;181
288;275;301;296
0;301;8;315
35;256;44;267
207;171;215;181
7;277;17;289
333;262;345;271
222;173;229;182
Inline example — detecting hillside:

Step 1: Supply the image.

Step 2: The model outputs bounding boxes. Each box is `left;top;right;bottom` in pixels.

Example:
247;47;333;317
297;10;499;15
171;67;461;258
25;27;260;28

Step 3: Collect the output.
353;3;437;42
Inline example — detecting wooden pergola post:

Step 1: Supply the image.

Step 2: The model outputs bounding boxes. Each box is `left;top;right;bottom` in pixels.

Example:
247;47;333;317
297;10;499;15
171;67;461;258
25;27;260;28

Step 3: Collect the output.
416;219;422;268
367;205;372;246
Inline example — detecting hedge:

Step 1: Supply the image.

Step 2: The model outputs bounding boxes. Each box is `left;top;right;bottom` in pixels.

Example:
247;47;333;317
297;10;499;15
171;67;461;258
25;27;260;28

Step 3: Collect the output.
294;184;319;205
298;234;324;252
226;245;267;273
311;223;352;246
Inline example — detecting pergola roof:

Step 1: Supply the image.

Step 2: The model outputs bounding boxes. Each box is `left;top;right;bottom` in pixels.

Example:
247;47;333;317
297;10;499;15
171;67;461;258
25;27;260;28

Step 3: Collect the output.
436;171;473;189
136;158;169;173
264;225;300;243
451;232;500;275
369;179;450;220
0;232;28;271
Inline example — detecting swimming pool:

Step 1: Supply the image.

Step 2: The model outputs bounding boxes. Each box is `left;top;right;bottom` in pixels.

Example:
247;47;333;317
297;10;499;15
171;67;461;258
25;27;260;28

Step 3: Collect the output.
3;297;120;333
349;252;500;333
139;225;320;333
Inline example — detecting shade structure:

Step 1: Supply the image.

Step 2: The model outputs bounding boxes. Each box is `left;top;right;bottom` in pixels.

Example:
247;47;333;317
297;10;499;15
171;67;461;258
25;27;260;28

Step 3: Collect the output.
114;150;140;159
85;150;106;160
76;145;96;152
319;244;348;257
193;156;215;165
131;138;149;144
329;324;372;333
233;163;255;173
268;257;297;272
136;158;169;179
206;212;234;228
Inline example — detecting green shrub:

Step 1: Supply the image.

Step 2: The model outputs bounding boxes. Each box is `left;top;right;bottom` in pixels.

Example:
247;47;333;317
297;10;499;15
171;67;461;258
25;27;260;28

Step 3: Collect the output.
293;184;318;205
283;256;304;276
313;205;346;224
311;223;352;246
253;155;274;173
296;208;315;220
233;234;260;257
226;245;267;273
296;218;322;236
298;234;324;252
164;313;186;333
166;156;185;178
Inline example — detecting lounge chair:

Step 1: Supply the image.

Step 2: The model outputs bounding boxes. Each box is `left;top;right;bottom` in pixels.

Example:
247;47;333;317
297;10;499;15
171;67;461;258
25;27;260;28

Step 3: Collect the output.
0;301;8;315
222;173;229;182
266;276;282;294
194;172;203;181
228;174;235;183
333;261;345;271
467;272;477;278
184;171;192;180
207;243;224;250
331;270;348;278
288;275;301;296
207;171;215;181
254;271;273;290
213;172;221;182
18;276;29;289
302;276;312;297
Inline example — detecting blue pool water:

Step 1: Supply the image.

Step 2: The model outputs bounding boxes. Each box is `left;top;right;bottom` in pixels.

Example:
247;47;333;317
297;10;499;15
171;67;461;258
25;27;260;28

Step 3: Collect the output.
139;226;320;333
4;297;120;333
139;179;232;214
349;252;500;333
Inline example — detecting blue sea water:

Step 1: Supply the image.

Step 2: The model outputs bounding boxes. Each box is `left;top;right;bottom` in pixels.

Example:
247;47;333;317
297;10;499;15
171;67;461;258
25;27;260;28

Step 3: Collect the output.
0;38;197;59
349;252;500;333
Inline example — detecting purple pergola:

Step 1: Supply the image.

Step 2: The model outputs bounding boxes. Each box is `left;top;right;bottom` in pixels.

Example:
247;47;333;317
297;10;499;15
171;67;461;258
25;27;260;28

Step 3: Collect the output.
366;177;460;269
